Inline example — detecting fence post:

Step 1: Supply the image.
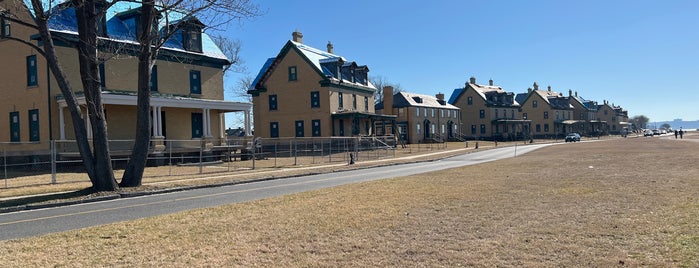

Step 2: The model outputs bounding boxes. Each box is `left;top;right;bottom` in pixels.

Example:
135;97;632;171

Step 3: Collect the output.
51;140;57;184
354;137;359;162
168;140;172;176
199;139;204;174
294;139;298;166
3;146;6;188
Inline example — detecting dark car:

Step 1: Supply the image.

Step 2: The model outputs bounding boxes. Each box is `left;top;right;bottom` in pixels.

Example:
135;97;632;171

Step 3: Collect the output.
565;133;581;142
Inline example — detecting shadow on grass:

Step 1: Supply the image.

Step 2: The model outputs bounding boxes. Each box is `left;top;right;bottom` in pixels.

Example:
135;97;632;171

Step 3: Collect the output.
0;188;97;209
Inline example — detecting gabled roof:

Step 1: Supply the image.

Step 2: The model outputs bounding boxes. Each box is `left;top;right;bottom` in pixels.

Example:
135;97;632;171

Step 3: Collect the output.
249;40;376;93
516;89;573;110
42;1;227;62
377;91;458;110
448;82;520;107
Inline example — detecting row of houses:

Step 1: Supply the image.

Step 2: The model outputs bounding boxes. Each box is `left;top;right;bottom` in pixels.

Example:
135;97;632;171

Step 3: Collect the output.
1;1;629;162
248;31;630;143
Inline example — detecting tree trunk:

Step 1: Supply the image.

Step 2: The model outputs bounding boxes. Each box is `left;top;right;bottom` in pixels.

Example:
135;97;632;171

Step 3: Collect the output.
72;0;118;191
120;1;156;187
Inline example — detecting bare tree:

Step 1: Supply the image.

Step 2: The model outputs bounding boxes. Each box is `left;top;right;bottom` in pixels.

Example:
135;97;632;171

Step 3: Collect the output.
119;0;261;187
629;115;650;130
370;75;402;104
0;0;119;191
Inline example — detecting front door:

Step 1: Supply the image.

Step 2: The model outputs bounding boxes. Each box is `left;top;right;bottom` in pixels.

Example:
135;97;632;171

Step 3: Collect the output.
191;112;203;138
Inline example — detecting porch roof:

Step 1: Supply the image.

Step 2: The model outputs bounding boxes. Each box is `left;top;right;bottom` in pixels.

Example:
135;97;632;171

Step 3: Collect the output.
331;111;397;120
56;91;251;112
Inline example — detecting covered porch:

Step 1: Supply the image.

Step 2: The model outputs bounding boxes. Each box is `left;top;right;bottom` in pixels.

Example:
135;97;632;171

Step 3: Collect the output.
491;119;532;141
330;111;397;137
56;92;252;146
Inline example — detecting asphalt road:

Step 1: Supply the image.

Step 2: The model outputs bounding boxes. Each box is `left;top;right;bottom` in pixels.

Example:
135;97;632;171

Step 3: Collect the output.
0;143;549;241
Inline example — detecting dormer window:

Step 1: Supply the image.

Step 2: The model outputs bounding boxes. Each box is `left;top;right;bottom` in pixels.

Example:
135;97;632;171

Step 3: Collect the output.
183;29;202;52
1;18;11;38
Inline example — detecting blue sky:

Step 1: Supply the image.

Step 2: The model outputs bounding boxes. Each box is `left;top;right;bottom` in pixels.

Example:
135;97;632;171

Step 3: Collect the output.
222;0;698;127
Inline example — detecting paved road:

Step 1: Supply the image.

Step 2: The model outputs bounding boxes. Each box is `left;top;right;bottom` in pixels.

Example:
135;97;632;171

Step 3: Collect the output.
0;144;549;241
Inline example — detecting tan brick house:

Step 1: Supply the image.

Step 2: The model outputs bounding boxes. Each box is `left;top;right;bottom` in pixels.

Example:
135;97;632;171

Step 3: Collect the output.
248;31;395;139
0;1;251;159
515;83;574;139
375;86;460;144
449;77;528;141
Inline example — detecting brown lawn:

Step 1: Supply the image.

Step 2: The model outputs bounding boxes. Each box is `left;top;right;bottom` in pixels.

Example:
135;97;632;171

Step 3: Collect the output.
1;134;698;267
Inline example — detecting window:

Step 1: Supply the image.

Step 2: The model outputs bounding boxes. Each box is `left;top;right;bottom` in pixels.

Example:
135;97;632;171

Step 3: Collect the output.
312;120;321;137
1;18;11;38
352;94;357;110
29;109;39;142
99;61;106;88
339;119;345;136
479;109;485;119
533;100;538;108
9;112;19;142
364;96;369;111
441;110;444;118
471;125;476;134
424;108;427;117
467;96;473;105
295;120;304;137
417;124;420;134
183;27;203;52
191;113;203;138
431;124;435;134
555;111;559;120
544;124;549;132
365;121;369;134
270;122;279;138
310;91;320;108
27;55;37;87
416;108;420;117
441;124;445;134
536;124;541;133
150;65;158;91
544;111;549;119
338;92;343;109
431;109;435;117
523;113;528;120
511;110;514;118
495;109;499;118
269;95;278;111
288;66;297;81
189;70;201;94
480;124;486;134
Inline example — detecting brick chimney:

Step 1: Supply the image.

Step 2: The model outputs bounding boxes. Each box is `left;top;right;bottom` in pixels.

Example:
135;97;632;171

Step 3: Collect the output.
382;86;394;115
569;89;572;97
533;82;539;90
527;87;532;93
436;92;444;101
489;79;494;86
292;30;303;43
469;76;476;84
327;41;334;53
547;85;552;92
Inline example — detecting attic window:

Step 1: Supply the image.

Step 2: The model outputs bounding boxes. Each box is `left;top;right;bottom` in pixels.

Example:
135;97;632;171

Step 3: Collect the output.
412;97;423;103
183;29;202;52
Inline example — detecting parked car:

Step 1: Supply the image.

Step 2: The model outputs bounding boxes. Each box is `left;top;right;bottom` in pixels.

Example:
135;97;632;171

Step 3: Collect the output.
565;133;581;142
653;129;661;136
644;129;654;137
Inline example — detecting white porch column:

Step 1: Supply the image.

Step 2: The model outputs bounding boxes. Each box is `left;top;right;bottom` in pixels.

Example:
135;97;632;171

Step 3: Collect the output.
219;112;225;139
59;106;66;140
157;106;163;137
151;106;157;137
201;108;211;138
244;108;251;136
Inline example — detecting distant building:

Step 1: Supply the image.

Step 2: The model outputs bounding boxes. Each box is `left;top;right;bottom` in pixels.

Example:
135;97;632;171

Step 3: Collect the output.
248;31;395;139
376;86;460;144
515;83;574;138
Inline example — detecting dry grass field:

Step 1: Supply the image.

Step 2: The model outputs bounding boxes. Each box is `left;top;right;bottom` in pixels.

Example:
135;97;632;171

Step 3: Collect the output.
1;134;698;267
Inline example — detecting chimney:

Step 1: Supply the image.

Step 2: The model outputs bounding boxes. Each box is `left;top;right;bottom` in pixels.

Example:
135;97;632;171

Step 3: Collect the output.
575;91;578;97
569;89;572;97
527;87;532;93
292;30;303;43
436;92;444;101
547;85;552;92
489;79;494;86
327;41;334;53
382;86;394;115
533;82;539;90
469;76;476;84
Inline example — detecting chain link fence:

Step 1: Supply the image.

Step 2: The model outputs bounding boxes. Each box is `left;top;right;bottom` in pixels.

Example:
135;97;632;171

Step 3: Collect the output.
1;135;450;189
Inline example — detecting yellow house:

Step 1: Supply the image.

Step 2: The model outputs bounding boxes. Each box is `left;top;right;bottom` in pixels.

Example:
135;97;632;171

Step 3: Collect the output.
597;100;628;134
0;1;251;160
449;77;528;141
515;83;574;139
375;86;460;144
248;31;395;138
